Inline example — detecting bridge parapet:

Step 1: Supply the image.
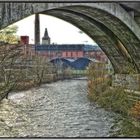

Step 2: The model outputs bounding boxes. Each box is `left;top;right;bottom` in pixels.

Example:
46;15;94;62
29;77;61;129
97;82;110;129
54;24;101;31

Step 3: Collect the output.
1;2;140;73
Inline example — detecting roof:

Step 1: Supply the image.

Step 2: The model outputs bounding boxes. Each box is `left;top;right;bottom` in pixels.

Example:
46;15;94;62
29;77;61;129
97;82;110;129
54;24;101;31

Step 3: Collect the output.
50;57;93;70
35;44;101;51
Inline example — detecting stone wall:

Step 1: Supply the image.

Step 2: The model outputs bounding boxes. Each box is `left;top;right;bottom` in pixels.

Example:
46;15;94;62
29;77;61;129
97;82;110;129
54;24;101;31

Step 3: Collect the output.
112;74;140;91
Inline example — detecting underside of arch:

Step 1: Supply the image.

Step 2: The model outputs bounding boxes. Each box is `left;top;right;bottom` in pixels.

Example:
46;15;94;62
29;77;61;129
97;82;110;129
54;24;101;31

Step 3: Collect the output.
54;5;140;72
41;8;138;73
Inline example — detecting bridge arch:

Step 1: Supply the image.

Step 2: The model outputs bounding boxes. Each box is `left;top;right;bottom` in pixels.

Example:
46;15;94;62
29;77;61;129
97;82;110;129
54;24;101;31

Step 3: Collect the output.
44;9;137;73
0;3;140;73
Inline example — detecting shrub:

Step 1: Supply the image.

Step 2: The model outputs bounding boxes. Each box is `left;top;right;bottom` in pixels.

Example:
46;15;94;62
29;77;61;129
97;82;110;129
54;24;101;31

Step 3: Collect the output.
130;101;140;120
97;87;133;115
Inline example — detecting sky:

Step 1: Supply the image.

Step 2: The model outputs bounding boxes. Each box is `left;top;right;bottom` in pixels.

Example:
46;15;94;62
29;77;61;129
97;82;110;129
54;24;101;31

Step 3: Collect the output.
10;14;97;45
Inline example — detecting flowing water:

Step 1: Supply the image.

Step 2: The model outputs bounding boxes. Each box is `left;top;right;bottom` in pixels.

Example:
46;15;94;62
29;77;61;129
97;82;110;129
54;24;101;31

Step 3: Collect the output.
0;80;125;137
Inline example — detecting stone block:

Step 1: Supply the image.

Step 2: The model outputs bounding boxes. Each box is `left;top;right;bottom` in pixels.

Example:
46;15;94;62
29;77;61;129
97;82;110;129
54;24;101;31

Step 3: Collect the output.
112;74;140;91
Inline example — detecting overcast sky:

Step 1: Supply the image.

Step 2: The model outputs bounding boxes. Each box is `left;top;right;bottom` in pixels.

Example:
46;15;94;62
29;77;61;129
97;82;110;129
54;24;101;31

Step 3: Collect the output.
11;14;97;45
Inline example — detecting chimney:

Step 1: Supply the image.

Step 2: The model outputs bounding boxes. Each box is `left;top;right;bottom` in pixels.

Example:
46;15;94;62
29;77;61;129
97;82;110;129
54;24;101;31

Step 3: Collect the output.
34;13;40;45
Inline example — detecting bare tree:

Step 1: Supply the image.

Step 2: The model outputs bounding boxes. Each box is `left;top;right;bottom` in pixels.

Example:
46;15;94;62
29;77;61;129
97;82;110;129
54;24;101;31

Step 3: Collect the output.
0;43;23;100
30;55;54;86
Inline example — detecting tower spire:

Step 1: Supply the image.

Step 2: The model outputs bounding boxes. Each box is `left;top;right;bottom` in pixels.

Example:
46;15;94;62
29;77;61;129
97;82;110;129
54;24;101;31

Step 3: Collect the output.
44;28;48;37
42;28;51;45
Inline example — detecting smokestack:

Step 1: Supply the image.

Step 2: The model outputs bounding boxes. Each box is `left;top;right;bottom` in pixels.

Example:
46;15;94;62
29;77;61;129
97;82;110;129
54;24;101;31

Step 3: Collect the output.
34;13;40;45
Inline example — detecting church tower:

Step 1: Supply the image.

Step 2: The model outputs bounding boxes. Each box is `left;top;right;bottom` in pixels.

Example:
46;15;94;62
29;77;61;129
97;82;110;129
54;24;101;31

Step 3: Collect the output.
42;28;51;45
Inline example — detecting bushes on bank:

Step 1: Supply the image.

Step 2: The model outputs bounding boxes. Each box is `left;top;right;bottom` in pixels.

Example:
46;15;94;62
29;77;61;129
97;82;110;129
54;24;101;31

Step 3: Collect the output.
87;62;134;116
129;101;140;120
98;87;133;115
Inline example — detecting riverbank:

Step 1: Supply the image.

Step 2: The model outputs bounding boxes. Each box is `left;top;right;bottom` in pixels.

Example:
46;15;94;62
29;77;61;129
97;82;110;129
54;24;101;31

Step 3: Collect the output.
87;80;140;136
0;98;32;137
0;72;83;101
86;62;140;136
12;73;82;92
12;74;57;92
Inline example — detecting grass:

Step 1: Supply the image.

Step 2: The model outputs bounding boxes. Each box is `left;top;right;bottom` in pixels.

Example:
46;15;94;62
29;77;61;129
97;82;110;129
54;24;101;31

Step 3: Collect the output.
87;80;140;136
87;62;140;134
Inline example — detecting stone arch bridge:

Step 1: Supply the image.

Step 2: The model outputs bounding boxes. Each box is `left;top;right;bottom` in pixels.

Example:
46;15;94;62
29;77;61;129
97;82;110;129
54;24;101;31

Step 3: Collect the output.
0;2;140;76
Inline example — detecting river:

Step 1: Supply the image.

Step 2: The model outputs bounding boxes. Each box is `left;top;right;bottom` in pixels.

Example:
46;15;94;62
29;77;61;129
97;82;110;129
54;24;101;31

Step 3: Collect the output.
0;79;127;137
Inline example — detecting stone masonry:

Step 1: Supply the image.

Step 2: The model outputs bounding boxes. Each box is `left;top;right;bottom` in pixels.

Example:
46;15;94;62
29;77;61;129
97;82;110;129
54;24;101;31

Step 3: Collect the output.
0;3;140;73
112;74;140;91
